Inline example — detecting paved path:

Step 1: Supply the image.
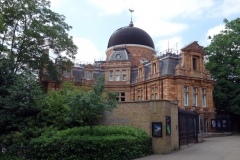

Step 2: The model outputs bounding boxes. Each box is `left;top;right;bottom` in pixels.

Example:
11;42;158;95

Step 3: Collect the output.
136;135;240;160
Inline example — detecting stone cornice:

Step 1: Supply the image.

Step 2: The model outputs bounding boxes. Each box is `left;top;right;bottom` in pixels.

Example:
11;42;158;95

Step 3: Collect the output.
181;41;205;55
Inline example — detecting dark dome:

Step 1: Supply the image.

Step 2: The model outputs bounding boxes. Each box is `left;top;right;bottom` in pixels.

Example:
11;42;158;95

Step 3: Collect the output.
107;26;155;49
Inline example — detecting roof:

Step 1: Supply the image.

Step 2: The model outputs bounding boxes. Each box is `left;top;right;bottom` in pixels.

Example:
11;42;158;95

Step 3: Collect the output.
108;49;130;61
70;53;182;84
160;59;179;76
107;26;155;49
129;55;181;83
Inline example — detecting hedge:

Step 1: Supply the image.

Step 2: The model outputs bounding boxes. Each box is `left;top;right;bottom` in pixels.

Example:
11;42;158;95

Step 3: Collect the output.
23;126;152;160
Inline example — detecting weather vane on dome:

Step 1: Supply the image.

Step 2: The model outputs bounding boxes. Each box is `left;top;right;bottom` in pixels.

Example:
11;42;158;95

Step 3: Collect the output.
129;8;134;27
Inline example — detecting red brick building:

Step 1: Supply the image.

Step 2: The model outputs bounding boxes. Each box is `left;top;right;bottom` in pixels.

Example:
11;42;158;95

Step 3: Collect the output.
41;21;216;132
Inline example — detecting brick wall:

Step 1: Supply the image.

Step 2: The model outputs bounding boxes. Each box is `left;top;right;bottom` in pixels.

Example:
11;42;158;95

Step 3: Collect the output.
101;100;179;154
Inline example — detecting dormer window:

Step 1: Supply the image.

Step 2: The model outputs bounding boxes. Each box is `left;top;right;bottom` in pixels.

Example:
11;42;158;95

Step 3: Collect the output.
86;71;91;80
139;68;142;78
65;69;70;77
192;57;199;70
193;58;197;70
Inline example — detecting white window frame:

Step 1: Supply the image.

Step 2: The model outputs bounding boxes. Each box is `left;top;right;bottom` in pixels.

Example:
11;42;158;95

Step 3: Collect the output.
122;70;126;81
86;71;91;80
202;88;206;107
109;70;113;81
193;87;198;106
116;70;120;81
184;86;189;106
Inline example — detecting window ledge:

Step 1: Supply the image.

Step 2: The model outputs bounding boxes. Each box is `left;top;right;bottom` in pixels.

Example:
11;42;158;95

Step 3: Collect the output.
203;107;209;111
194;106;200;110
184;106;191;110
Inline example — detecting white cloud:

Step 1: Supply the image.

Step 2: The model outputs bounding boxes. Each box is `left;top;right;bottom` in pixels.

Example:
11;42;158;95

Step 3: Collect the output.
131;0;214;20
204;24;225;45
221;0;240;16
53;0;240;19
89;0;214;19
73;38;100;63
135;19;188;37
48;38;100;63
89;0;215;37
208;0;240;17
50;0;67;8
88;0;127;16
156;37;184;53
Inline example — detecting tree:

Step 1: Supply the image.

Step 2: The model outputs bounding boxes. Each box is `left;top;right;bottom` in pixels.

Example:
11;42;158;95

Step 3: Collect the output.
1;0;80;133
67;76;118;130
36;82;73;129
0;0;77;78
0;14;4;31
0;56;44;133
36;76;117;130
205;18;240;115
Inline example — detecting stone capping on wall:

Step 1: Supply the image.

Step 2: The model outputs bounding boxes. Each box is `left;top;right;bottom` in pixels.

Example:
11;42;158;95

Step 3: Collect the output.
101;99;179;154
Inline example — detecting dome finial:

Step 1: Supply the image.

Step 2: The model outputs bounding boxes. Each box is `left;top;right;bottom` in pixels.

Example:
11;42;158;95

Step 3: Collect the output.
129;8;134;27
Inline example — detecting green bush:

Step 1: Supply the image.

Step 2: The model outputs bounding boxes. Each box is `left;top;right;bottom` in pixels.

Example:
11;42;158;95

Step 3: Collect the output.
26;126;152;160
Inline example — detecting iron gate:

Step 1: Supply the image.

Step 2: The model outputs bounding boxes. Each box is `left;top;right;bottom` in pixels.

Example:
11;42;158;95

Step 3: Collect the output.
178;109;199;147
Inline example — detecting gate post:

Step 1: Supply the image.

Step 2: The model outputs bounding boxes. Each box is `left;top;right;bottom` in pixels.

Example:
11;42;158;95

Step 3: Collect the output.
199;115;202;134
198;115;204;142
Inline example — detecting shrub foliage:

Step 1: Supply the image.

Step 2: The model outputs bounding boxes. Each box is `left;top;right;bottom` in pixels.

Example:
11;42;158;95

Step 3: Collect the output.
25;126;152;160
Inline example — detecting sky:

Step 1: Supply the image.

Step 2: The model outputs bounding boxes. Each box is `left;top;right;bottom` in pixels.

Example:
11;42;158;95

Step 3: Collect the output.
50;0;240;63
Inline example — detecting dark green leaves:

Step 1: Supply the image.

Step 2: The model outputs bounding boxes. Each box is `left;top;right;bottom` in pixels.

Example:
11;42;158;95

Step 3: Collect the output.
26;126;152;160
205;18;240;115
0;57;43;133
36;76;118;130
67;76;118;129
0;0;77;78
